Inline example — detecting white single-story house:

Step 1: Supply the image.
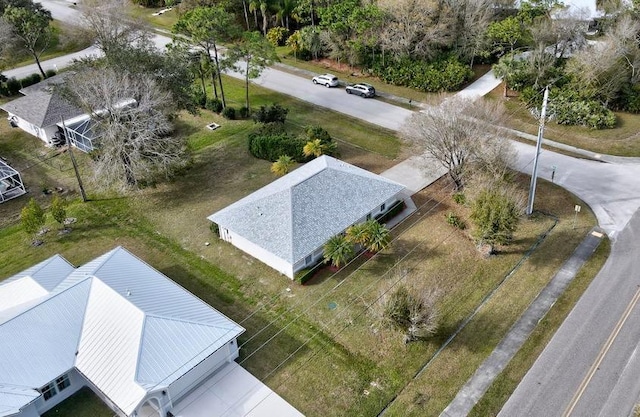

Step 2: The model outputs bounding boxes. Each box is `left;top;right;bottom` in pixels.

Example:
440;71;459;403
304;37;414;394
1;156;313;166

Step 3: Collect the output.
0;246;246;417
0;73;84;146
0;159;26;203
208;155;409;279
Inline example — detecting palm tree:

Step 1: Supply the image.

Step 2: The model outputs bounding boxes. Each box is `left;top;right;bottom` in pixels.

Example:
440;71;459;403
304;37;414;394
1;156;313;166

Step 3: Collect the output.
302;139;325;158
362;220;391;253
345;223;368;246
274;0;297;30
271;155;295;176
323;235;354;268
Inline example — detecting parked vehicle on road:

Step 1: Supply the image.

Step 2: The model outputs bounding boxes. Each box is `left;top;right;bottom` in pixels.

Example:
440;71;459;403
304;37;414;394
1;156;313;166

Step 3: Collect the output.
312;74;339;88
345;83;376;98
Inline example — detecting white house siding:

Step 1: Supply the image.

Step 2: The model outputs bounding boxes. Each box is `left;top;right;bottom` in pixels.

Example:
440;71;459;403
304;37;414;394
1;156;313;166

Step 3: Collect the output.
34;369;87;415
168;341;239;405
221;229;295;278
13;403;39;417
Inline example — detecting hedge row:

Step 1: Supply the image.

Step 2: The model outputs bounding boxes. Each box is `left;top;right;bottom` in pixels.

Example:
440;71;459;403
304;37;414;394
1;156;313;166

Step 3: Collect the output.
0;72;53;97
371;57;473;92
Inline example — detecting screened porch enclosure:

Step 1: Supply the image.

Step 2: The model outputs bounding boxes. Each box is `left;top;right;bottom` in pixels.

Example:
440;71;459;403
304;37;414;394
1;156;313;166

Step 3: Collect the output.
0;159;26;203
61;116;99;153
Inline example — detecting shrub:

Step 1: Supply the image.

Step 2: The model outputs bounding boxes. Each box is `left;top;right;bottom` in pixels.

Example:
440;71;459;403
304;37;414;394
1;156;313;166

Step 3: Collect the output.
239;106;250;118
20;198;46;243
5;78;21;96
271;155;295;176
206;98;223;113
209;222;219;236
266;26;289;47
248;124;306;162
617;82;640;113
45;69;57;78
192;89;206;108
470;187;521;245
19;73;41;88
253;103;289;124
371;56;472;92
50;195;67;229
382;285;439;343
452;192;466;205
375;200;406;224
221;106;236;120
446;212;466;230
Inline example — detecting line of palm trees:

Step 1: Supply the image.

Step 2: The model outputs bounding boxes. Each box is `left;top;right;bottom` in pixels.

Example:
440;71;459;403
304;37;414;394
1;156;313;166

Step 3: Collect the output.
244;0;302;34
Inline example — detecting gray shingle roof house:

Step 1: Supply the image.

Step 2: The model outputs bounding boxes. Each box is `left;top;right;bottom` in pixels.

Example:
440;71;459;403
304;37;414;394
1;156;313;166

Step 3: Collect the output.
0;247;245;417
208;155;407;279
0;73;83;146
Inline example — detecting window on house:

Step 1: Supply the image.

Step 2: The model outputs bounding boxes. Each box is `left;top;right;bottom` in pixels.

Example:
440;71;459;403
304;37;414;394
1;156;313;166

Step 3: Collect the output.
305;254;313;265
56;374;71;392
380;203;386;212
41;382;57;401
366;213;372;220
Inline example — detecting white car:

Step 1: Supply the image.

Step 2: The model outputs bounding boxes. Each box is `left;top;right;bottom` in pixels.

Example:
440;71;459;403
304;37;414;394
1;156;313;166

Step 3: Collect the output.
312;74;339;88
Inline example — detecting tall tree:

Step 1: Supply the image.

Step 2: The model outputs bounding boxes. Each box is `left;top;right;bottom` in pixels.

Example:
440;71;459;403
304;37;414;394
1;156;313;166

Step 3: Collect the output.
225;31;277;111
2;4;52;78
173;6;242;109
80;0;149;56
63;68;187;190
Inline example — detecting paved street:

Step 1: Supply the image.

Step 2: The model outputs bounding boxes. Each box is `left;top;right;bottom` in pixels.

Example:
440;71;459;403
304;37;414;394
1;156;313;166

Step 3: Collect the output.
6;3;640;414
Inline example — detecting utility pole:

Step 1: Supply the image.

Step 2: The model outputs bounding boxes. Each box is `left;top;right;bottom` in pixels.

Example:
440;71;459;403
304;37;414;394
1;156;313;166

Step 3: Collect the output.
61;119;88;202
526;86;549;216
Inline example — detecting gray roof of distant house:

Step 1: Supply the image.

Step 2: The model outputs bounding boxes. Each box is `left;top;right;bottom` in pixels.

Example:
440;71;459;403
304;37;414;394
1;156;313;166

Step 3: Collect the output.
0;90;84;128
18;72;74;95
208;155;406;264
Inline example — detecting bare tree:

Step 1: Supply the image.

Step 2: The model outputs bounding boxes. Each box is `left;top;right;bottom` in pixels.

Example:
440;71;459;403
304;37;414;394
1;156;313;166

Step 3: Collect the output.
401;97;514;190
64;68;187;191
566;15;640;104
79;0;149;55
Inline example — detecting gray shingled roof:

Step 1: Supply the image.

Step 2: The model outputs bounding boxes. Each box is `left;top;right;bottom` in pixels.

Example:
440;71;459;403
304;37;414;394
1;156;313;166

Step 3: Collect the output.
0;90;84;128
208;156;406;264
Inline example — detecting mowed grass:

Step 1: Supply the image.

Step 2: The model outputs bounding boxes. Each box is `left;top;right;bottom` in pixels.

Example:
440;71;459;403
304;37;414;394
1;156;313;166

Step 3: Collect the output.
0;77;600;416
488;88;640;157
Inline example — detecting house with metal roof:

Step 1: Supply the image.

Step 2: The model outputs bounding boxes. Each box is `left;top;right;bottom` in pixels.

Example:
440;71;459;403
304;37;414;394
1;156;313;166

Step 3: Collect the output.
0;247;245;417
208;155;408;279
0;73;84;146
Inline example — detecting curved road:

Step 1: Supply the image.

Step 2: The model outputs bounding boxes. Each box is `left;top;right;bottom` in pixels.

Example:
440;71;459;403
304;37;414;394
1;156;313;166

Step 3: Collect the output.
10;2;640;414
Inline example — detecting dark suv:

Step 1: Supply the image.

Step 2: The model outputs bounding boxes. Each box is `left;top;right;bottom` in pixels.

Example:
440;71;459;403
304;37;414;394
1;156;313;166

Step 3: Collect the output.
345;83;376;98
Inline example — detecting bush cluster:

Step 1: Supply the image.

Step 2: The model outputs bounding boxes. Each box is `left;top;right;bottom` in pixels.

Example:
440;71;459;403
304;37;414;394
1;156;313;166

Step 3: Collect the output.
371;57;473;92
253;103;288;124
222;106;236;120
521;87;616;130
0;72;45;97
206;98;223;113
248;124;306;162
445;212;466;230
248;124;336;163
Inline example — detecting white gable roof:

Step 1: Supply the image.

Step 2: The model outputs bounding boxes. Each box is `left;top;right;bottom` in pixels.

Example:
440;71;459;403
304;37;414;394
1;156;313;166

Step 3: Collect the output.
208;155;406;264
0;247;244;417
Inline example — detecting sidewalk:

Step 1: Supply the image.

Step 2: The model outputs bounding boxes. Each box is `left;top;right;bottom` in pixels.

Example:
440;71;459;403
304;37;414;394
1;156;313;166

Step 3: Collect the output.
441;228;606;417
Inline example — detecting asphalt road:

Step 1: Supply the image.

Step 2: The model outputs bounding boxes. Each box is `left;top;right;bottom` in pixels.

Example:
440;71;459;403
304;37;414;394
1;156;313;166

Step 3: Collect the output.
10;3;640;414
500;210;640;417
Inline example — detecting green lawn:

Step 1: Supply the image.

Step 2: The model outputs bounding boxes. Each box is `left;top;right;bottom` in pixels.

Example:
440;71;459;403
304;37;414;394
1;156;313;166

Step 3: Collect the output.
0;73;603;417
487;87;640;157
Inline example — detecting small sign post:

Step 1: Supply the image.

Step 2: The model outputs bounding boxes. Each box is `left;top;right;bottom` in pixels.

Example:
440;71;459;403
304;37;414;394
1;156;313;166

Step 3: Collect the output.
573;204;581;229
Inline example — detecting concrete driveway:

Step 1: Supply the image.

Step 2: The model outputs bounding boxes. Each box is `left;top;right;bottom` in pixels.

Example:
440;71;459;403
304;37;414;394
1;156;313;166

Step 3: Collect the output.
171;362;303;417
